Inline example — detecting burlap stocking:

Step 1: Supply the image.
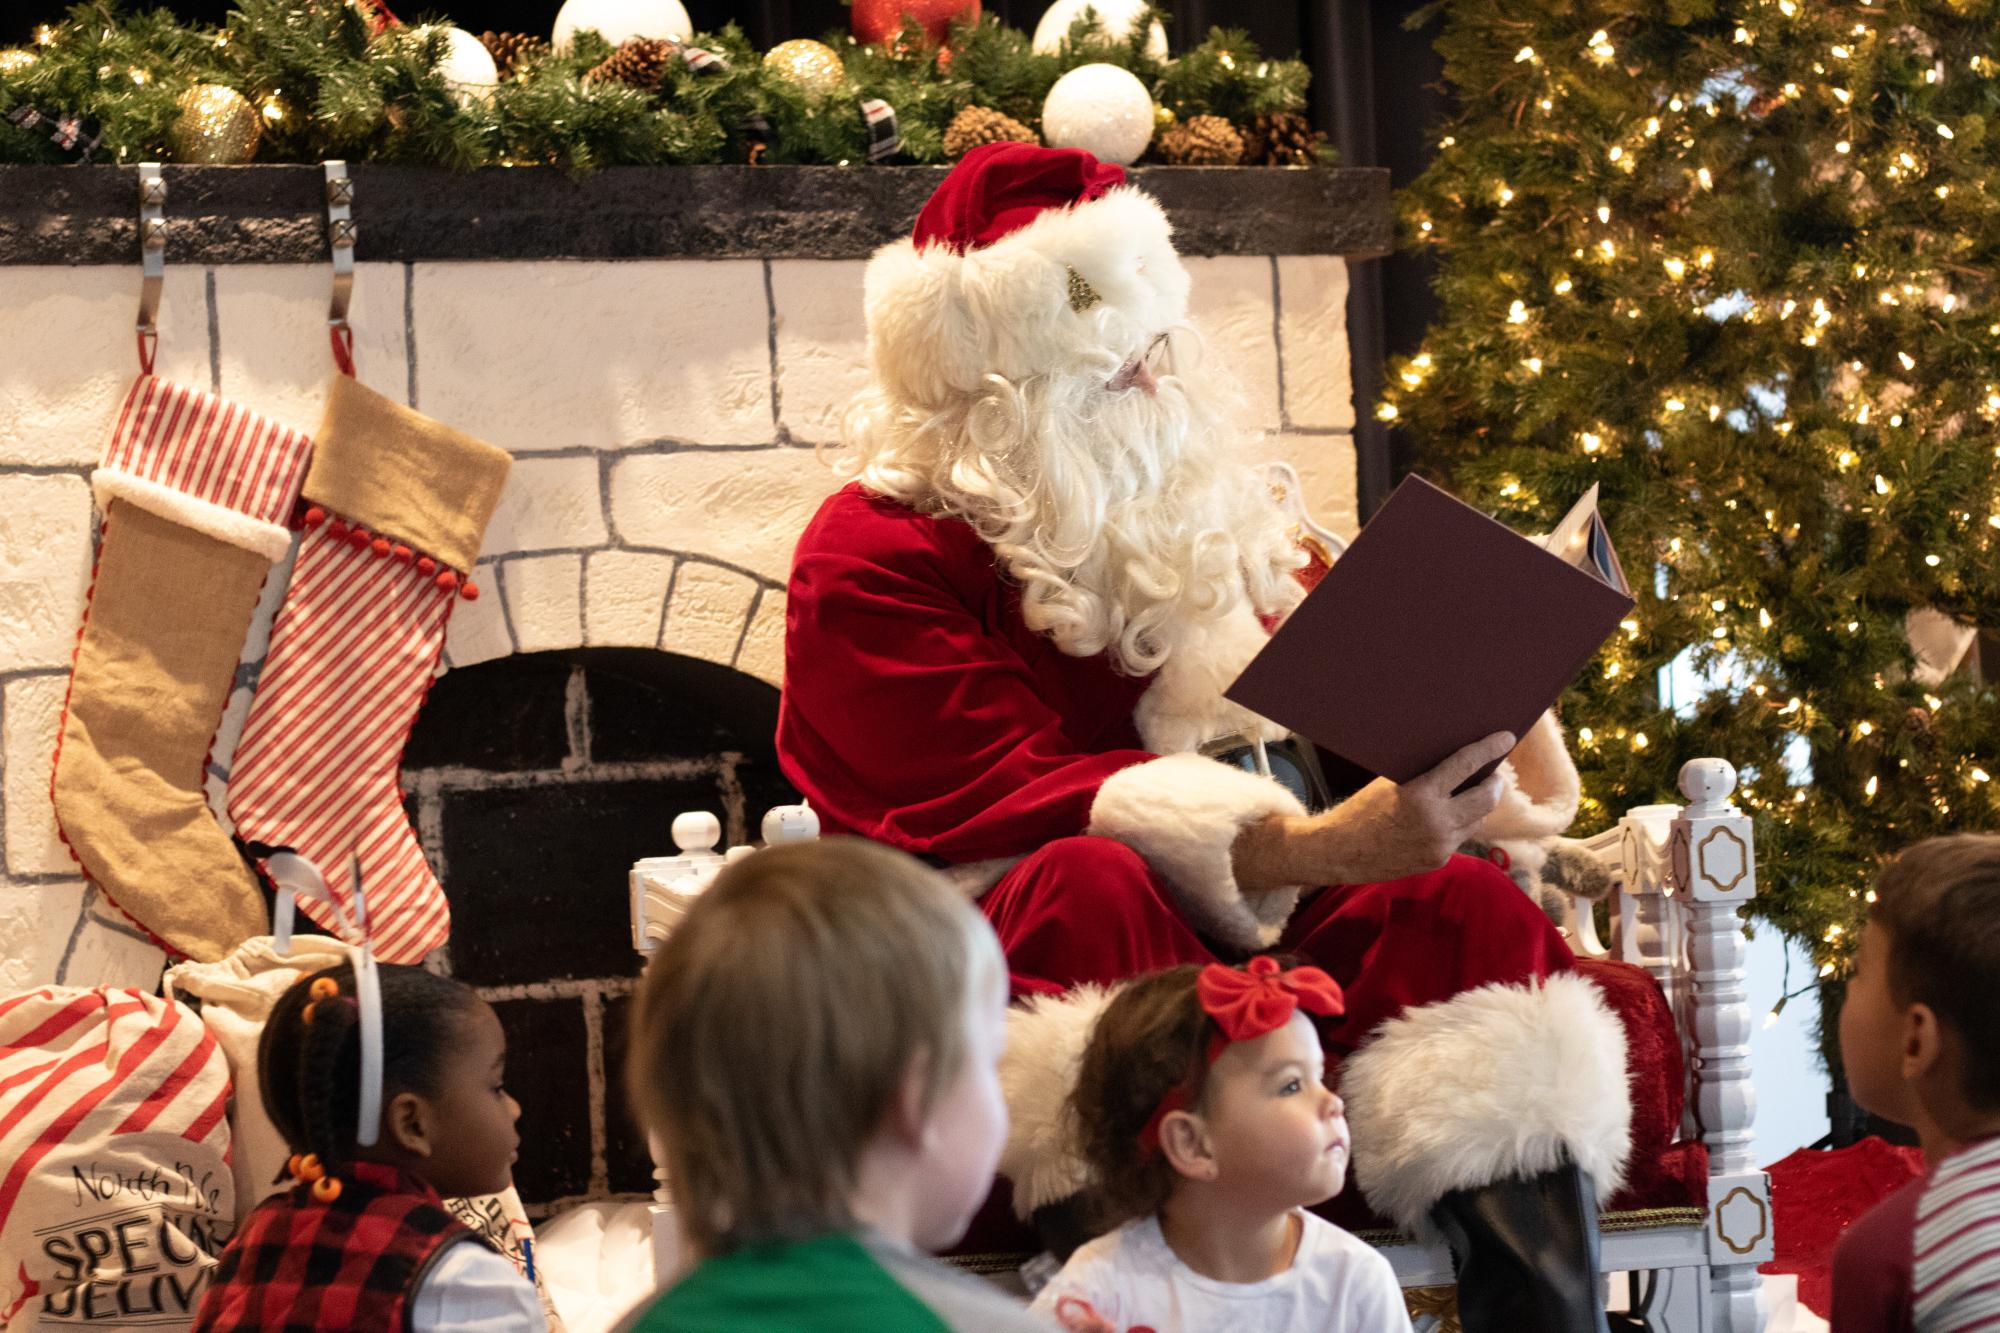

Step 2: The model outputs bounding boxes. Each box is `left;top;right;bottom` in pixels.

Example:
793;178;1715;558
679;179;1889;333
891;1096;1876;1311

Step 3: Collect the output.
50;377;313;962
225;376;510;963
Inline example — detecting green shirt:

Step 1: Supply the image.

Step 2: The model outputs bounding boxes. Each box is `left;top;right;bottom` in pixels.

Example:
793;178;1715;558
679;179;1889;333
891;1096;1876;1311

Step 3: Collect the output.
622;1231;1046;1333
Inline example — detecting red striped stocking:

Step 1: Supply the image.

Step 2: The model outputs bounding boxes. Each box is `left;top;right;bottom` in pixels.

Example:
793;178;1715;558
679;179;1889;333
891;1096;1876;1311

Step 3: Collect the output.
226;378;510;963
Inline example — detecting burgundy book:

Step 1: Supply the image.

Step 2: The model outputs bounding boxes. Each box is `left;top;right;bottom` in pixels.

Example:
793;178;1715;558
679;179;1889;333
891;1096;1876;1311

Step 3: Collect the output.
1225;475;1635;785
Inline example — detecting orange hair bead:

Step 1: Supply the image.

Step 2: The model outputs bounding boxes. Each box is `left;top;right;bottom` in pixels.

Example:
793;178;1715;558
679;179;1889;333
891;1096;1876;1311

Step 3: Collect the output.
297;1154;324;1182
312;1176;342;1203
301;1002;317;1025
287;1154;304;1179
309;977;340;1001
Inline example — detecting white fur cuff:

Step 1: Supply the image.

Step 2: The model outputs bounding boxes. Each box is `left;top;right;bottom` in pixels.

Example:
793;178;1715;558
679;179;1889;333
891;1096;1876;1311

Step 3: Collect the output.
1473;710;1582;845
1088;753;1306;951
93;468;294;563
998;985;1118;1217
1341;971;1632;1236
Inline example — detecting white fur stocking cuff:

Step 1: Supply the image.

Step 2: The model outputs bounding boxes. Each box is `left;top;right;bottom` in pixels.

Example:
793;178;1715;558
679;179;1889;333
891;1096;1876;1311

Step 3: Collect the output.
1341;971;1632;1237
1087;753;1307;951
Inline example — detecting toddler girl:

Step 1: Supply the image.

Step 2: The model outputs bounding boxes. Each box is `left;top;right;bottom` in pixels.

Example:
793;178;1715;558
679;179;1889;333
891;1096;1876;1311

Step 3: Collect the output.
1030;957;1410;1332
195;962;544;1331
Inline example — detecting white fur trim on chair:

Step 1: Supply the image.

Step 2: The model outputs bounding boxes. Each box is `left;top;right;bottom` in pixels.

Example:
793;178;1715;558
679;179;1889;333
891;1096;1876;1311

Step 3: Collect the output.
1134;600;1289;756
1087;753;1306;951
1341;971;1632;1237
93;468;295;563
998;984;1119;1216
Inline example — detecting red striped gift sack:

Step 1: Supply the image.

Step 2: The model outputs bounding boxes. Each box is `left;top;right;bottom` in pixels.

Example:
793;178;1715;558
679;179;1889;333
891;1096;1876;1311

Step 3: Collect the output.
0;988;234;1331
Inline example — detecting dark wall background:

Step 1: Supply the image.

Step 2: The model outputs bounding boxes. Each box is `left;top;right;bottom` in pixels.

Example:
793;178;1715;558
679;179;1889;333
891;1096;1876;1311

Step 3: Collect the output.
8;0;1449;511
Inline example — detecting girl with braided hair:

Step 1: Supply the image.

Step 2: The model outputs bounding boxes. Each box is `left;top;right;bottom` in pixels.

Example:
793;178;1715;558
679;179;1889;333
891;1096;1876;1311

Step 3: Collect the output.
194;963;543;1332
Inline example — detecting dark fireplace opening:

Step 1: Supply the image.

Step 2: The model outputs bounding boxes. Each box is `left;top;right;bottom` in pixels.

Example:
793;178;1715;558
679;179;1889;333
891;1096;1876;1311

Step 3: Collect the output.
401;648;797;1214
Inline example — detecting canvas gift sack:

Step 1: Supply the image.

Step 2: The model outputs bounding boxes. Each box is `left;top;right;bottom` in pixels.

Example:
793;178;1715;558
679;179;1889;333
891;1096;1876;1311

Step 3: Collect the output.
164;939;568;1332
0;987;235;1331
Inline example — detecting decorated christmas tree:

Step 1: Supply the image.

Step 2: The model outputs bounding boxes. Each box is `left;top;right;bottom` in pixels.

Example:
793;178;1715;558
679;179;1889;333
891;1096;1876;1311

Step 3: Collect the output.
1380;4;2000;1020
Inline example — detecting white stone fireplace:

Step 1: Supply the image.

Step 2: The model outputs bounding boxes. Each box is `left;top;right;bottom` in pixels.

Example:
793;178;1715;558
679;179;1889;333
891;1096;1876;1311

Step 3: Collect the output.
0;187;1362;1170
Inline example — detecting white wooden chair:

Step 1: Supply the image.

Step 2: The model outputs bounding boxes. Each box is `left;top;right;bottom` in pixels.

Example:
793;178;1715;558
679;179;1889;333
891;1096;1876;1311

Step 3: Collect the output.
629;762;1775;1333
1384;757;1773;1333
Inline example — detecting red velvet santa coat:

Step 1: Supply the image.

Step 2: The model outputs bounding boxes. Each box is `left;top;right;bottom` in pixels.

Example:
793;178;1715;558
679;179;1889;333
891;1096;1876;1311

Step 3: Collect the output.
778;482;1633;1227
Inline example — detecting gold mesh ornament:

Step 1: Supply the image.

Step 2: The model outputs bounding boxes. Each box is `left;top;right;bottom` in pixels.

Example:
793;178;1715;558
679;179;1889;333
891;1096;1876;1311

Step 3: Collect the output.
168;83;261;164
763;39;845;99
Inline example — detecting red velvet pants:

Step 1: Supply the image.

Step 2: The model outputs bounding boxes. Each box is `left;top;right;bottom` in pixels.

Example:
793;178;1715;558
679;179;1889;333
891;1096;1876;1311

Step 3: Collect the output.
981;836;1575;1056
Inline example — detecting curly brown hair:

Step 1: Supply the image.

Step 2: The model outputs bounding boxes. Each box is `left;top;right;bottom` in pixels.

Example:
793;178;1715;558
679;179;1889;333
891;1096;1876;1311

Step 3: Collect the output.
1067;965;1214;1227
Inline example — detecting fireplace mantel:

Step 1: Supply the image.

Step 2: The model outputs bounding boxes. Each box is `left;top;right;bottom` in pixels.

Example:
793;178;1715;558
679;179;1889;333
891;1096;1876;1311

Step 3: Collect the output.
0;164;1391;266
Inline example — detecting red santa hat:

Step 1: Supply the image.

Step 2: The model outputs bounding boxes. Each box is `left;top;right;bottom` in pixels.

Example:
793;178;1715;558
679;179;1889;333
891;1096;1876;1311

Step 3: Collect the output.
863;142;1191;409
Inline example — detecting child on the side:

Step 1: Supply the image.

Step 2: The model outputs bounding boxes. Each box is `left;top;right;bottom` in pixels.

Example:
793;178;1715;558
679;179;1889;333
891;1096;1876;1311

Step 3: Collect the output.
196;962;544;1331
1832;833;2000;1333
1030;958;1410;1333
617;837;1045;1332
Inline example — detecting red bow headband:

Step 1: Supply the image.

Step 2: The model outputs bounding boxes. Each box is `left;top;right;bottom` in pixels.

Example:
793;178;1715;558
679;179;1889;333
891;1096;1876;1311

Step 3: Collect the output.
1137;957;1345;1158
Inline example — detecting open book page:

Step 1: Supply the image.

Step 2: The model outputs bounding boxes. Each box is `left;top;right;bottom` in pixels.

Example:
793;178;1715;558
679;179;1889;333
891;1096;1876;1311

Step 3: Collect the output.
1538;483;1630;594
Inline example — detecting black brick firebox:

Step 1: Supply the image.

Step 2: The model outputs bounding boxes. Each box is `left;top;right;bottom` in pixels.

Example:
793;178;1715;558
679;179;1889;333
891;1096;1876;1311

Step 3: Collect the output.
401;647;796;1213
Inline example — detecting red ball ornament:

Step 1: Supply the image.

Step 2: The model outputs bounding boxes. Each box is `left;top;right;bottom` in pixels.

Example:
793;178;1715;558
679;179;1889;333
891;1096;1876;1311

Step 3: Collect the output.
851;0;979;48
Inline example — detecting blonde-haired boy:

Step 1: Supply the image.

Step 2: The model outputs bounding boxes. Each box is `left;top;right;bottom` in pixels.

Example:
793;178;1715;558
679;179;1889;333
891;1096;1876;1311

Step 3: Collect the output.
619;837;1044;1331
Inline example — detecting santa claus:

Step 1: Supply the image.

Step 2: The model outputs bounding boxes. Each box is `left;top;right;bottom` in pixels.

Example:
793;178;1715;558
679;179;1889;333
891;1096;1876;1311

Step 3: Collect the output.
777;143;1630;1332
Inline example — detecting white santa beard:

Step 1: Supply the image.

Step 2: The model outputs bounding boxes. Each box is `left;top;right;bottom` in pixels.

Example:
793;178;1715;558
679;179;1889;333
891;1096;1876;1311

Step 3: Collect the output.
843;332;1303;676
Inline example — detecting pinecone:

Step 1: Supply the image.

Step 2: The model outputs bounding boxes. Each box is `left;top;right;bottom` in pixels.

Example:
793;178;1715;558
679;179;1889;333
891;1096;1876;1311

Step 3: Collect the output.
480;31;549;79
1241;110;1328;167
585;37;678;92
943;105;1038;159
1158;114;1245;166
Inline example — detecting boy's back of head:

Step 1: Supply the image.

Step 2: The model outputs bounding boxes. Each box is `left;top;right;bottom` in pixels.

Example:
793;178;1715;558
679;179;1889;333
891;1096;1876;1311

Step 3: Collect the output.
1871;833;2000;1115
626;836;1002;1257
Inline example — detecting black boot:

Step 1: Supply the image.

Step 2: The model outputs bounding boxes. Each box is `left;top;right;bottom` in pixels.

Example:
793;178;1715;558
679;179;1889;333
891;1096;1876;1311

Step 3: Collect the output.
1429;1162;1611;1333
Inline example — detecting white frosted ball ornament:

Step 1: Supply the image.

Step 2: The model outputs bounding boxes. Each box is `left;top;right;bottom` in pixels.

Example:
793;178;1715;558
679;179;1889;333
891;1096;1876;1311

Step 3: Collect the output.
1032;0;1168;60
552;0;693;51
428;26;499;107
1042;63;1155;166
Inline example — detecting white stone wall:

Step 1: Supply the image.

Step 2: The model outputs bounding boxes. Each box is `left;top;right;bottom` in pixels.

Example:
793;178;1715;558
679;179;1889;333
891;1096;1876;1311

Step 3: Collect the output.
0;253;1356;992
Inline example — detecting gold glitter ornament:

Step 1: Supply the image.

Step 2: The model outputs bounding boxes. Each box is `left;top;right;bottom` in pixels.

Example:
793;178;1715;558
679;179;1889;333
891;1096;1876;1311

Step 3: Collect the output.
763;39;845;99
169;84;262;164
0;49;37;76
1153;103;1175;131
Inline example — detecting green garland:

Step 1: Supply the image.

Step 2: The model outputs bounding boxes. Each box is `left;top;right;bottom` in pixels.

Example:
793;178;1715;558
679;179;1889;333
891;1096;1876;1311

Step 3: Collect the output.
0;1;1326;170
1382;0;2000;1055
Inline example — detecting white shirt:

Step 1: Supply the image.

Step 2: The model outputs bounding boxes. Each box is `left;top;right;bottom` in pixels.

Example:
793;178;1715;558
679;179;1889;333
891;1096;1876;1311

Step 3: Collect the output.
1029;1211;1411;1333
408;1239;549;1332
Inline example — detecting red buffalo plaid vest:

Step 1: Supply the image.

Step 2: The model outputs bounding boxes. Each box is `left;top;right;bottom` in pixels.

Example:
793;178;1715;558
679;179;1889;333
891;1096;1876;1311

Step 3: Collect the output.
194;1161;478;1332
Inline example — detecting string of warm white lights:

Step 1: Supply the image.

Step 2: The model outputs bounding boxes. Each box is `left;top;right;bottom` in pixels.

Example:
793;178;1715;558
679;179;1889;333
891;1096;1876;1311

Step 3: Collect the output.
1381;2;2000;1015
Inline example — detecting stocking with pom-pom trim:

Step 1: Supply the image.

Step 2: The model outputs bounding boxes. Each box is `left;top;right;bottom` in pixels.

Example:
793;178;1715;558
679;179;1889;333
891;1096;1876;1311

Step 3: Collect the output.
225;377;509;962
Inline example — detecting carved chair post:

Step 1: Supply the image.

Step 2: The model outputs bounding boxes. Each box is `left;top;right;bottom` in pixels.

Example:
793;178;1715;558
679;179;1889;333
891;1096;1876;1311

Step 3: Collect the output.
1671;759;1771;1332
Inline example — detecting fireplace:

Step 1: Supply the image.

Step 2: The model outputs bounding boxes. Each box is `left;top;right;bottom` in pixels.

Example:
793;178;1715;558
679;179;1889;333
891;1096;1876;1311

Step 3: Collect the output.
0;167;1377;1150
401;647;795;1213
